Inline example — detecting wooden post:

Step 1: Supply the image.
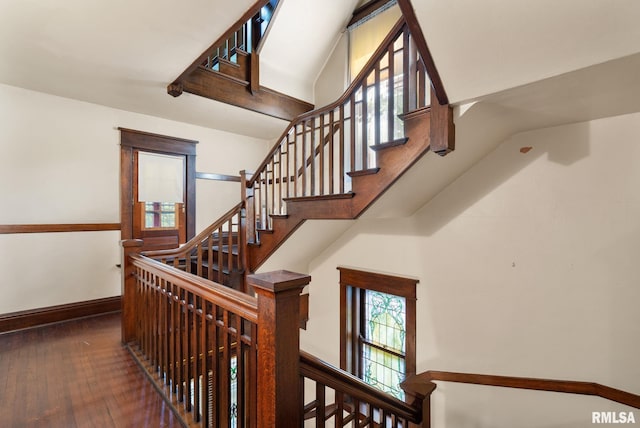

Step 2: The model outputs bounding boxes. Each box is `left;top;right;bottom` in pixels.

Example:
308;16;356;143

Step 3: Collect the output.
401;375;437;428
249;270;311;428
120;239;143;344
241;170;256;245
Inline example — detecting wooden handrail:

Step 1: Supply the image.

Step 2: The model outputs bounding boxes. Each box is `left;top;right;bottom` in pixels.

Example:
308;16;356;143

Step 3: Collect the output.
130;253;258;322
410;370;640;410
300;350;424;423
396;0;448;104
247;18;407;189
171;0;271;85
143;201;243;258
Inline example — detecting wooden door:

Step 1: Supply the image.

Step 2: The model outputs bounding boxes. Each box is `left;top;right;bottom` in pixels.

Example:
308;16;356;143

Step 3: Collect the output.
132;150;186;251
119;128;197;252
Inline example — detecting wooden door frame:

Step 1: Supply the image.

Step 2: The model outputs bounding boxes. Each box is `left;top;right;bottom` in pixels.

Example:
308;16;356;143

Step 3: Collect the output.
119;128;197;243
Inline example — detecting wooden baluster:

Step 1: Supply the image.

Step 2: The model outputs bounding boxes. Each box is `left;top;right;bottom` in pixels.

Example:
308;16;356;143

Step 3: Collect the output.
270;157;275;225
175;286;183;397
319;114;325;195
219;310;230;425
151;273;158;370
294;126;299;197
310;119;317;195
362;82;369;169
255;177;261;231
339;105;345;193
335;390;344;426
217;226;223;284
211;305;220;426
240;171;255;246
169;283;176;391
406;29;418;112
374;62;381;147
120;239;143;343
200;299;210;427
227;217;233;277
179;289;187;403
197;243;203;278
329;110;335;195
301;121;307;196
193;296;201;422
248;320;258;427
160;279;167;382
249;270;311;428
234;313;245;427
388;44;395;141
185;292;193;411
417;60;427;108
278;146;283;214
315;383;325;428
350;95;356;174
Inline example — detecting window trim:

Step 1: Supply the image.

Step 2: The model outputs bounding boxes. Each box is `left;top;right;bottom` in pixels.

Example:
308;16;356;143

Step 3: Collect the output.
338;266;417;399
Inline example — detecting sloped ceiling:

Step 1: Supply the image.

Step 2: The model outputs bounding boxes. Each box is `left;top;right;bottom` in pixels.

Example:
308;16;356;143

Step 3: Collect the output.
0;0;288;138
2;0;640;140
259;0;360;102
411;0;640;104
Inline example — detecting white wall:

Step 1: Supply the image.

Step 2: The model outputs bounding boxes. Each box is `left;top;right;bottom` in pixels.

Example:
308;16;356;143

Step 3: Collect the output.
301;112;640;427
313;32;349;108
0;83;270;314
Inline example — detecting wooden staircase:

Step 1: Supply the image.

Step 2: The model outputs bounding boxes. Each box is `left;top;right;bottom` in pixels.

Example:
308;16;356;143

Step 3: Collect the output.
148;17;454;290
247;102;450;270
167;0;314;121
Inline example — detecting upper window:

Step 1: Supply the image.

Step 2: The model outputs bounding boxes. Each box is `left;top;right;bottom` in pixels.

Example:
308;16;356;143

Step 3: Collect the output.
339;267;417;401
348;1;402;81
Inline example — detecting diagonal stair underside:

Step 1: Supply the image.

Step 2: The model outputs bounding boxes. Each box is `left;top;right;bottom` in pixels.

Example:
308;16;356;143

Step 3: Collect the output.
248;106;437;271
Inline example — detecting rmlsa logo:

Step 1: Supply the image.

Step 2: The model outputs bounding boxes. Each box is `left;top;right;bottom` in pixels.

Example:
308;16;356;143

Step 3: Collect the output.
592;412;636;424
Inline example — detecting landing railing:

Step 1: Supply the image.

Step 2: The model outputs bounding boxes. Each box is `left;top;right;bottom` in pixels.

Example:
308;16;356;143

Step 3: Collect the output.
403;370;640;426
142;202;246;290
301;351;434;427
121;240;312;427
202;0;279;72
246;18;431;232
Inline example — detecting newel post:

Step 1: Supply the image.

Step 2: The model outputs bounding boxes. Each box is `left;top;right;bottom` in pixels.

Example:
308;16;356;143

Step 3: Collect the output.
401;375;437;428
120;239;143;344
249;270;311;428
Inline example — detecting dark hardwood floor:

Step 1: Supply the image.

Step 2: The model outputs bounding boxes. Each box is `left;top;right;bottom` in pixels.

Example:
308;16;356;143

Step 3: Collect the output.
0;312;180;427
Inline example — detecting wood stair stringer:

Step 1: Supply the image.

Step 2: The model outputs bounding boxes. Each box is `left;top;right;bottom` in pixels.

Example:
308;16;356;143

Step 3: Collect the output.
247;107;437;271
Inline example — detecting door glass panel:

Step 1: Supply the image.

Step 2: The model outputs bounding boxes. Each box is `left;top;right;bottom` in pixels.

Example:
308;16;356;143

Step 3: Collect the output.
144;202;178;229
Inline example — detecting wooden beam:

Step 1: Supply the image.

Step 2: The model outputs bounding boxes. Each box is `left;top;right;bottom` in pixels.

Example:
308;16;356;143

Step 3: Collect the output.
182;67;314;121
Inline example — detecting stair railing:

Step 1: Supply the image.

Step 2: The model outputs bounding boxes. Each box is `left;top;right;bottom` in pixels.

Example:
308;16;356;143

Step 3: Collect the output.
121;242;311;427
301;350;434;427
245;18;431;234
202;0;279;71
402;370;640;426
142;202;247;290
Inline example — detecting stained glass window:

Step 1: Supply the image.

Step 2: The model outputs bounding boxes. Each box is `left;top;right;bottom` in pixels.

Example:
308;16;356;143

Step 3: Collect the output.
339;267;417;403
362;290;406;399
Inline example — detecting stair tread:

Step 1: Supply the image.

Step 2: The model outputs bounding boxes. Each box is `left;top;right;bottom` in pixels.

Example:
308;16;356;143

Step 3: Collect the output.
283;192;355;203
347;168;380;177
370;137;409;151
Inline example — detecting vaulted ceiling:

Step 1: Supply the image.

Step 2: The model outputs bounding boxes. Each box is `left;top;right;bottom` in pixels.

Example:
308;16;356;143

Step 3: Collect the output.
2;0;640;140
